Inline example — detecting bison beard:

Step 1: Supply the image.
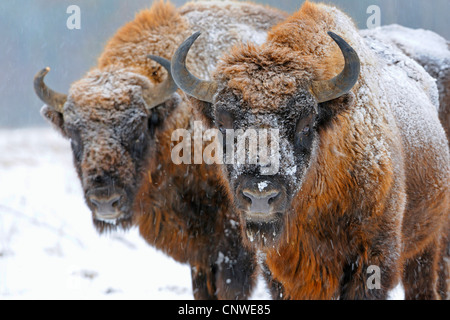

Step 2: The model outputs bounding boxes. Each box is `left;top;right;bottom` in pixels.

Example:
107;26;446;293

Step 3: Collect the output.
243;213;284;248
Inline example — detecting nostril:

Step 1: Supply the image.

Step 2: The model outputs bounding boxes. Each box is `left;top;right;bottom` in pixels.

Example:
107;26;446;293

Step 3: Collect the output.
90;197;100;208
241;191;252;204
110;196;121;208
268;191;280;205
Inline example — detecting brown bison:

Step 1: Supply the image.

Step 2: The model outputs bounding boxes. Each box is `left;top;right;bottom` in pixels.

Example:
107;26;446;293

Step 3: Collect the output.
171;1;449;299
361;25;450;299
34;0;287;299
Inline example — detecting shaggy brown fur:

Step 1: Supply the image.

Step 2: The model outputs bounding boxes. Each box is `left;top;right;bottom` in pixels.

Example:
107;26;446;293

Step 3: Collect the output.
98;1;189;80
191;1;449;299
39;0;287;299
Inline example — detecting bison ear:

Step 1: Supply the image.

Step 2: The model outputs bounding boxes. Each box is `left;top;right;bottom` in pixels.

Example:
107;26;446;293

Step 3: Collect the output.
40;105;68;138
317;92;355;127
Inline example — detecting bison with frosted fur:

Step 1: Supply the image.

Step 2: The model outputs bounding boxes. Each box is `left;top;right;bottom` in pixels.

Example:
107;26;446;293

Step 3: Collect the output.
172;1;449;299
34;0;287;299
360;23;450;301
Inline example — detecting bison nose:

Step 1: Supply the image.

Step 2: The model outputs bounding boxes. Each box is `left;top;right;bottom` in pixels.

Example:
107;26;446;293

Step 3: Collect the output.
89;194;122;219
241;189;280;214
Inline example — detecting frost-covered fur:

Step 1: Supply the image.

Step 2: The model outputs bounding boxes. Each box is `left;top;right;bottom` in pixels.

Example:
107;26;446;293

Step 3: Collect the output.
199;1;449;299
361;25;450;145
361;27;450;299
41;0;287;299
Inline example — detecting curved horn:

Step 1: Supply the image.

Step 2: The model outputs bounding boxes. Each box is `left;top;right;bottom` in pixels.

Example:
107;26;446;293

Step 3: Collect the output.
309;32;360;103
34;67;67;113
144;55;178;109
171;32;218;103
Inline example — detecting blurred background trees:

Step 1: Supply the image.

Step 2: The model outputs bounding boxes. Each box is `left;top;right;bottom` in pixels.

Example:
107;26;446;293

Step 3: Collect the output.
1;0;448;127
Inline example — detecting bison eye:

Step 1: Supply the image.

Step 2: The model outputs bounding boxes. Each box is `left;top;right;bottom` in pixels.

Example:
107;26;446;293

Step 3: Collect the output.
301;125;310;136
294;113;315;152
295;113;314;135
215;109;234;134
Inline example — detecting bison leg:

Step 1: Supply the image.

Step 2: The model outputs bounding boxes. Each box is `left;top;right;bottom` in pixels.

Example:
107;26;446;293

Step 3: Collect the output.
437;225;450;300
339;237;402;300
437;238;450;300
261;262;285;300
339;259;397;300
190;238;258;299
402;240;441;300
213;241;258;300
191;265;217;300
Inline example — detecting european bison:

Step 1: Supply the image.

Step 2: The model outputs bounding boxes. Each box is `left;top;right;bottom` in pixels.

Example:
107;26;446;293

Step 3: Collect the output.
361;25;450;299
34;0;287;299
171;1;449;299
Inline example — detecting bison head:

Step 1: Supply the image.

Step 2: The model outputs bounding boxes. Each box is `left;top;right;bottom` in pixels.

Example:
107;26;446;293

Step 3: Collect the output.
34;57;177;233
171;32;360;248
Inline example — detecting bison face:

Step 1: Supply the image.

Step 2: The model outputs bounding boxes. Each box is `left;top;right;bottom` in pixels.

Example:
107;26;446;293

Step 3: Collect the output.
35;65;177;233
170;31;359;249
213;88;320;248
212;86;355;249
62;100;150;232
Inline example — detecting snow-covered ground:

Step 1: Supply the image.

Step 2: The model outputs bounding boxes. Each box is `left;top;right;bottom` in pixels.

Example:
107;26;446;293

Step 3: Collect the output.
0;127;403;300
